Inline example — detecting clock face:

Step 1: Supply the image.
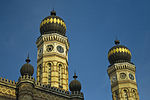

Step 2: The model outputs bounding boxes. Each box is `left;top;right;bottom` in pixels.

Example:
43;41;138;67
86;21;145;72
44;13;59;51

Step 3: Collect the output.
120;73;126;79
129;73;134;80
112;75;117;83
47;45;54;52
57;45;64;53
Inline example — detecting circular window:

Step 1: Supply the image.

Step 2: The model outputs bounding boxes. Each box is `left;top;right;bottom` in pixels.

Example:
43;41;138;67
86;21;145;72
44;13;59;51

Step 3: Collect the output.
120;73;126;79
129;73;134;80
47;45;54;52
57;45;64;53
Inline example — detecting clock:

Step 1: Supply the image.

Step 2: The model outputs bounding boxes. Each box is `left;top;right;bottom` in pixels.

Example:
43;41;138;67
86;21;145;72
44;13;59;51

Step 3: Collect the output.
46;45;54;52
129;73;134;80
57;45;64;53
120;73;126;79
112;75;117;83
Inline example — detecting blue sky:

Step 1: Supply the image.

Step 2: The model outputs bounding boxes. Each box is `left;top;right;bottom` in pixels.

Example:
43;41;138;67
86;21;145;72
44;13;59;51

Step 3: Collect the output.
0;0;150;100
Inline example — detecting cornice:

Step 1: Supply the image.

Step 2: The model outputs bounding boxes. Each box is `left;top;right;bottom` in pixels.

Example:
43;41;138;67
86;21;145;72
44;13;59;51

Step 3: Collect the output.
34;81;84;99
107;62;136;76
36;33;69;50
34;82;70;98
17;75;35;87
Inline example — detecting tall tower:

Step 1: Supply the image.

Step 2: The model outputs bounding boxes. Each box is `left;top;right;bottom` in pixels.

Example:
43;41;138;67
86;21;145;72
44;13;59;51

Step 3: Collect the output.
36;10;69;90
107;40;139;100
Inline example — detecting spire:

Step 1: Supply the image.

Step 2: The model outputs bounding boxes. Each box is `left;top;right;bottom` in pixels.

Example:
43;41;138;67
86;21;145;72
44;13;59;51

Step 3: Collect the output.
51;9;56;16
73;72;78;80
25;53;31;63
114;40;120;45
20;53;34;76
69;72;81;92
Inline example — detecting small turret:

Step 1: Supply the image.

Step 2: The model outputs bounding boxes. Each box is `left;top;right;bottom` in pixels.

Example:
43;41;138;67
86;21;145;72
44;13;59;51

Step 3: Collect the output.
20;55;34;76
69;73;81;92
17;55;35;100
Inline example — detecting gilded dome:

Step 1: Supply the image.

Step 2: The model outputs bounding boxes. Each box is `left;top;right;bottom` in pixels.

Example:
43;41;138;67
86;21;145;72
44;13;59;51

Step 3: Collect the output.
108;40;131;65
69;73;81;92
40;10;66;36
20;57;34;76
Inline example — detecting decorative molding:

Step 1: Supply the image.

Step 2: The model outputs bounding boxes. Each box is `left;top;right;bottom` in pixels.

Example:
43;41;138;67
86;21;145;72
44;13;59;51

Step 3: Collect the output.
108;47;131;58
40;17;66;29
107;62;135;76
0;85;16;97
36;33;69;50
0;77;17;87
111;80;137;88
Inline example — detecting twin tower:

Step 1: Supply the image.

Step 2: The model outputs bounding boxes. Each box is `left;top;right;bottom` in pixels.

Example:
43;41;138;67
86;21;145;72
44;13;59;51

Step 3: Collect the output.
36;10;69;90
21;10;140;100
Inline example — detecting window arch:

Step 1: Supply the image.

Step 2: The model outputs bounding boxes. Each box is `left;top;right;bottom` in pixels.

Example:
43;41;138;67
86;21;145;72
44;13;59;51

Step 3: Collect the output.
124;89;128;100
48;63;52;85
39;64;42;83
132;90;137;100
58;64;63;88
115;90;119;100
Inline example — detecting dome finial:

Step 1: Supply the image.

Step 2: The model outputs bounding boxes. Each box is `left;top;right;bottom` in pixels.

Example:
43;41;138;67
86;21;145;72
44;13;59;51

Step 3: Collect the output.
20;53;34;76
114;40;120;45
73;72;78;80
69;72;81;92
25;53;30;63
51;9;56;16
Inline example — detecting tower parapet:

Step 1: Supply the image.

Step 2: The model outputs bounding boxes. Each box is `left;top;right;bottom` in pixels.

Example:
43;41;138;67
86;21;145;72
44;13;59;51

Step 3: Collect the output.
0;77;16;99
0;77;17;86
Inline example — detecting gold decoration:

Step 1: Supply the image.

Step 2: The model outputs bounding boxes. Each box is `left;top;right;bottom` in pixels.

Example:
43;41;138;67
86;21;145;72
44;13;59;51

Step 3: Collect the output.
57;19;60;24
44;20;47;24
54;18;57;23
46;19;49;24
0;85;16;97
108;47;131;57
40;18;66;29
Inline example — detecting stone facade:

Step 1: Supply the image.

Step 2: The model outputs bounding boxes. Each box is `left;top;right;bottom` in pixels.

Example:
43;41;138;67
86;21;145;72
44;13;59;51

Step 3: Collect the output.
36;33;69;90
0;75;84;100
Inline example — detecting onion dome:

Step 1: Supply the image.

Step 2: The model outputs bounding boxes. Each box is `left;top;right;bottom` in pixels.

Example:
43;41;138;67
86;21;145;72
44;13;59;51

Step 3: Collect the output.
69;73;81;92
20;56;34;76
108;40;131;65
40;10;66;36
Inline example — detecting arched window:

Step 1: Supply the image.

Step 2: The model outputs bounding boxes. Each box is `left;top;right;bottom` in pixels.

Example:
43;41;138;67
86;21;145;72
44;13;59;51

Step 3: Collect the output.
58;64;63;88
124;90;128;100
115;90;119;100
39;64;42;83
48;63;52;84
133;90;137;99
